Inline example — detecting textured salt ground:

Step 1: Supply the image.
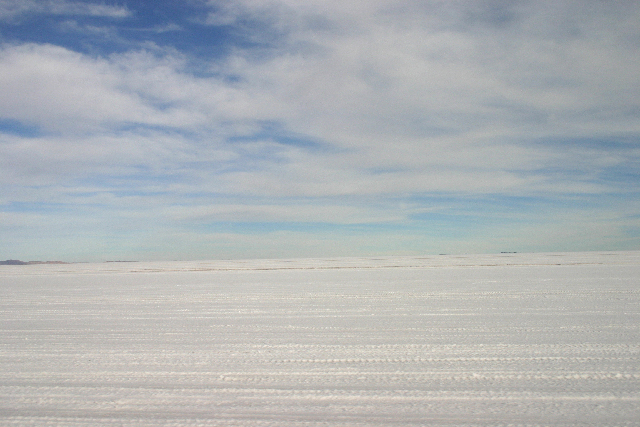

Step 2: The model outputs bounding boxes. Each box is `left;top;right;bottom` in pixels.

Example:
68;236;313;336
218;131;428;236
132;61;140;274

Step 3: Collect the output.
0;252;638;426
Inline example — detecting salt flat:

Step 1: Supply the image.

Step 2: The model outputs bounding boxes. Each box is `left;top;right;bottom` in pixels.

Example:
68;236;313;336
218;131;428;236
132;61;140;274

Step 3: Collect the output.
0;252;638;426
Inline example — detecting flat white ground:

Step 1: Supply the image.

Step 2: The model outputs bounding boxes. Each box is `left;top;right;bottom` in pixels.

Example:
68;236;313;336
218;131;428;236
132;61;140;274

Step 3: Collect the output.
0;252;638;426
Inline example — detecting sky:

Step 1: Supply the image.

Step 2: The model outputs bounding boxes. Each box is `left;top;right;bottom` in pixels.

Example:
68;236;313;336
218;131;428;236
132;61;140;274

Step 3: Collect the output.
0;0;639;261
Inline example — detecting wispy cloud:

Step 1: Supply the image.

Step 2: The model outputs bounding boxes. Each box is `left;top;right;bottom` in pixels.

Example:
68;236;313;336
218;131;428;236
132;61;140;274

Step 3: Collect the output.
0;0;130;20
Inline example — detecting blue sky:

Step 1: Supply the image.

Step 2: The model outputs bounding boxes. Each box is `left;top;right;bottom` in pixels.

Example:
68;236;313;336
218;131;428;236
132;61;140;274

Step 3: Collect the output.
1;0;639;261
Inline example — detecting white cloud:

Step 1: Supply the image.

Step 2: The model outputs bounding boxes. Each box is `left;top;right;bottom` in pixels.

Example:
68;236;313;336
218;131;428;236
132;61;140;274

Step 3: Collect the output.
196;0;640;195
49;1;130;18
0;44;158;132
0;0;130;21
167;203;403;224
1;12;637;200
215;0;640;140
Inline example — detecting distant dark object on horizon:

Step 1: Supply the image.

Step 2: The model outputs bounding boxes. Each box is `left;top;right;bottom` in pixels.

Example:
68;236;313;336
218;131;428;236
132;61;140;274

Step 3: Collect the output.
0;260;68;265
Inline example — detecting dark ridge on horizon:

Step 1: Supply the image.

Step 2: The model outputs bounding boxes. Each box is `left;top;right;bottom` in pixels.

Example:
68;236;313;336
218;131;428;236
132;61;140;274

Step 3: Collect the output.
0;260;68;265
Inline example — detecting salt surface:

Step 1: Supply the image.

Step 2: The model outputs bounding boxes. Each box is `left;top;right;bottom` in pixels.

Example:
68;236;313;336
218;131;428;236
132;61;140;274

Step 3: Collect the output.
1;252;639;426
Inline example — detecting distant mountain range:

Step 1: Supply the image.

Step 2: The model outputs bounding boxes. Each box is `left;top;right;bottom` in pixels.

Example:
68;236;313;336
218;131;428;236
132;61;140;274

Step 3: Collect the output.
0;260;68;265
